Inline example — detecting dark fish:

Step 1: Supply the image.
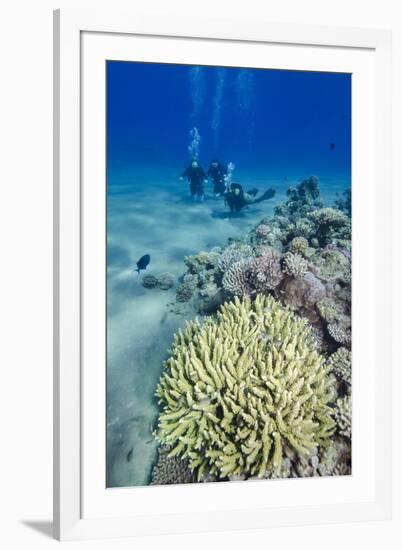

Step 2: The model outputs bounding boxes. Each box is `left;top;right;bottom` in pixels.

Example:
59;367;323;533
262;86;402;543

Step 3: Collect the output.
330;142;336;150
135;254;150;273
126;448;133;462
160;311;168;325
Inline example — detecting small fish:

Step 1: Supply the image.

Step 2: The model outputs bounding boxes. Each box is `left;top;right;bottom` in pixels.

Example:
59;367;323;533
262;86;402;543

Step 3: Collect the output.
330;142;336;150
160;311;168;325
134;254;150;274
126;448;133;462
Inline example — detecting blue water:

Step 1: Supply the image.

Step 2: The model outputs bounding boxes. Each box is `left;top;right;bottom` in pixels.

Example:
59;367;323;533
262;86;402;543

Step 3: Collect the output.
106;61;351;487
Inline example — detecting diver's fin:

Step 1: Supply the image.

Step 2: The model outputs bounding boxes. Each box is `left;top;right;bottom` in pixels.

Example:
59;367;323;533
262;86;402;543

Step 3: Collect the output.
253;188;276;203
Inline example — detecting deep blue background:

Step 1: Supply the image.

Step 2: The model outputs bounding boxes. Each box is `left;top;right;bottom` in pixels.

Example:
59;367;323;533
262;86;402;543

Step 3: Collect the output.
107;61;351;183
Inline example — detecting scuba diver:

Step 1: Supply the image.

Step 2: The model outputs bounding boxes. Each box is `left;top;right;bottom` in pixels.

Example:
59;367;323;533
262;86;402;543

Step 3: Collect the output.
207;158;227;197
180;158;207;201
224;183;276;213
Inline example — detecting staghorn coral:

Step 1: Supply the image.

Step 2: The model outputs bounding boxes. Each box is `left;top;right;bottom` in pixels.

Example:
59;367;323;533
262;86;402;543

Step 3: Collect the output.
222;259;252;297
150;445;197;485
334;395;352;439
282;252;308;278
328;347;351;388
248;248;283;293
289;236;309;257
155;295;335;480
218;243;253;273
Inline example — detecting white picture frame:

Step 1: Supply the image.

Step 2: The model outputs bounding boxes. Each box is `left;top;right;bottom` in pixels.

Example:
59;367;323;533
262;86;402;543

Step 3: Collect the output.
53;8;392;541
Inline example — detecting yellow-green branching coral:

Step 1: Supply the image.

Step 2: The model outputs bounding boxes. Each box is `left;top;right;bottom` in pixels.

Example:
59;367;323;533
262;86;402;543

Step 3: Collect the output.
155;295;335;480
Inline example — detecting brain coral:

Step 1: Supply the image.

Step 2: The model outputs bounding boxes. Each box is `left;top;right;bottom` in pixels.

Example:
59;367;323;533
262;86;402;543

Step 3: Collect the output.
218;243;253;273
222;259;252;297
155;295;335;480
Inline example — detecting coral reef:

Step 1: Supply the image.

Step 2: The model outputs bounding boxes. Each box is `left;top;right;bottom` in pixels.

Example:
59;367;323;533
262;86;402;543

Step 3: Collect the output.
316;298;343;324
248;248;283;293
185;250;221;274
275;175;322;219
310;248;351;283
280;272;326;318
328;322;351;346
159;174;352;485
308;208;351;247
289;236;309;256
317;436;351;476
218;243;253;273
328;347;352;388
142;274;158;289
334;188;351;217
255;224;270;239
334;395;352;439
176;274;197;302
294;218;315;239
142;272;175;290
222;259;252;297
155;295;335;480
156;272;175;290
282;252;308;278
150;445;196;485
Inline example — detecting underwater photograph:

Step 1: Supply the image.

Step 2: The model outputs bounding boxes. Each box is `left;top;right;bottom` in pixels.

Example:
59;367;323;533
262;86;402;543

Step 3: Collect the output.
106;61;352;488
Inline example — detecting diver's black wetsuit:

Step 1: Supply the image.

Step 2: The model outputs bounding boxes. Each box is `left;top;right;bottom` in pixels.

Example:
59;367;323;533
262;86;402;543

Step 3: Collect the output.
181;165;206;197
224;183;275;213
207;162;227;195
